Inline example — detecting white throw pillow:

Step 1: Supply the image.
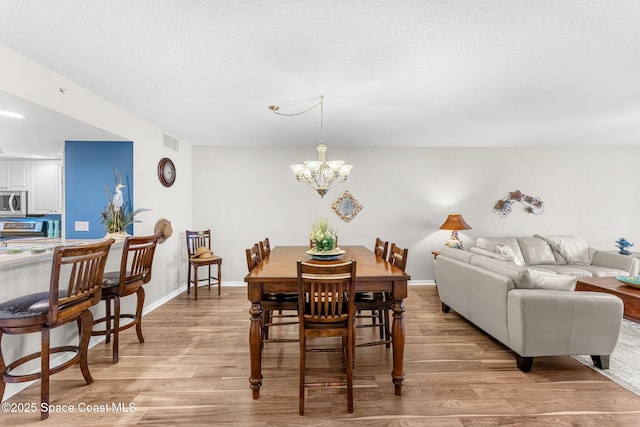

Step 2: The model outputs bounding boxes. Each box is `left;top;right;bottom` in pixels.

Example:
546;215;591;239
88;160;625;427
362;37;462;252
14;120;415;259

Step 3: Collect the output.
495;245;525;266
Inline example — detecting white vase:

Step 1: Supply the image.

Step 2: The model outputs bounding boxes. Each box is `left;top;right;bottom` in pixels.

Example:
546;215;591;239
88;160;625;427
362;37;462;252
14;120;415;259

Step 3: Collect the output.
105;231;129;240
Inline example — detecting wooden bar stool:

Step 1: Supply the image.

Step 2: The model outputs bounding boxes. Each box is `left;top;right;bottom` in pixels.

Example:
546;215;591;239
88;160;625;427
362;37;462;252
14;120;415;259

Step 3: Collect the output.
355;238;391;347
245;242;297;343
186;229;222;300
92;234;160;363
297;260;357;415
0;239;114;420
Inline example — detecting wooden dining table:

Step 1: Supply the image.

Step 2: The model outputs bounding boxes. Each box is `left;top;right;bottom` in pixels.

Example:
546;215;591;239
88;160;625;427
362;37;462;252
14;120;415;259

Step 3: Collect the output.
244;245;411;399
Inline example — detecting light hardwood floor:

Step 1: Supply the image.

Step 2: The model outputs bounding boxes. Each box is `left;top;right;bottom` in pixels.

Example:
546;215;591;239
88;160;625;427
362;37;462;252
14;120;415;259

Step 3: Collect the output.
3;285;640;426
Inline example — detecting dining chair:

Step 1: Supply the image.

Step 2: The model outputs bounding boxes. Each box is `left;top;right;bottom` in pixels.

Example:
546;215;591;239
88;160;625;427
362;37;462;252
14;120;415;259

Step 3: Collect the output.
245;243;297;342
355;238;392;348
0;239;114;420
259;237;271;258
186;229;223;300
388;242;409;271
92;234;159;363
297;259;357;415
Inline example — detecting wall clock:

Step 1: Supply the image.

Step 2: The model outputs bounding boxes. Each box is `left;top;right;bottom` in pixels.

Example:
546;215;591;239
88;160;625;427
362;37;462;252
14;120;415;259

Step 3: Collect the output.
157;157;176;187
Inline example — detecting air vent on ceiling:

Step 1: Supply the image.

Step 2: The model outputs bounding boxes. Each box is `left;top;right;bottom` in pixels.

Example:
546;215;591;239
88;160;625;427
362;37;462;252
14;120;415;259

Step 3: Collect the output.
163;134;180;151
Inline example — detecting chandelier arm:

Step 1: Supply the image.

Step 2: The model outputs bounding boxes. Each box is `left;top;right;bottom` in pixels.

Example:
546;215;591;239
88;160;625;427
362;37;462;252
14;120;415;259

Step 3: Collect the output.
269;99;322;117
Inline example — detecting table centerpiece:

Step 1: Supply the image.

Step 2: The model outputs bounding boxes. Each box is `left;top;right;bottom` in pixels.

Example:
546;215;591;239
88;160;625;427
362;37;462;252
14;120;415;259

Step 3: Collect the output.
306;217;345;260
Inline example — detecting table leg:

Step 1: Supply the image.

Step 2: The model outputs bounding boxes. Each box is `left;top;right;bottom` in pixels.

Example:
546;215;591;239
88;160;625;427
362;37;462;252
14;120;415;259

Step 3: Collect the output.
249;300;263;399
391;298;406;395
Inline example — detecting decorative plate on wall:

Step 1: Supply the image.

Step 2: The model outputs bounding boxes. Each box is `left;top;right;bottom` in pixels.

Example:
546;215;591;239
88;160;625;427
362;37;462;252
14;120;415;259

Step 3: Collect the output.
332;190;363;222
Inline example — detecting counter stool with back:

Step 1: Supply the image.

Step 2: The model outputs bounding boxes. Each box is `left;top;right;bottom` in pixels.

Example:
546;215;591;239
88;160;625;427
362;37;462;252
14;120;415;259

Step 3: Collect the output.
0;239;114;420
91;234;160;364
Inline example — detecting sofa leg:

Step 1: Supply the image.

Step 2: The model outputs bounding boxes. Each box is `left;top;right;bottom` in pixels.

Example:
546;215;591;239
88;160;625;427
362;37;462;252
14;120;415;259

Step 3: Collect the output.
591;355;610;370
441;302;450;313
516;355;533;372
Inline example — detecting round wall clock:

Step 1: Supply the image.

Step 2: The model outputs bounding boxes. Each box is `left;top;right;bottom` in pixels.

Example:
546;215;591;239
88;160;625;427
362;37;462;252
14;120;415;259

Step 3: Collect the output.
157;157;176;187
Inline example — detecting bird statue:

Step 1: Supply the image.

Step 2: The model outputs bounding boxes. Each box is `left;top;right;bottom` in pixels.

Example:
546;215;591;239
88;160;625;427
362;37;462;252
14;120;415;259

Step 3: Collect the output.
112;184;125;212
615;237;634;256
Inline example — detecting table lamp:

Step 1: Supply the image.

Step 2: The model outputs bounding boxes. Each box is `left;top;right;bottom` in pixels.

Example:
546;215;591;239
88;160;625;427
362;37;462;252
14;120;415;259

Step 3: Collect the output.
439;214;472;249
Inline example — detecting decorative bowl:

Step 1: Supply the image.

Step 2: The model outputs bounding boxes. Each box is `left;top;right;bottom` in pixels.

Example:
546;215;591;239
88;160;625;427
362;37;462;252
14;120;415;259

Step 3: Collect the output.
616;276;640;288
305;248;346;260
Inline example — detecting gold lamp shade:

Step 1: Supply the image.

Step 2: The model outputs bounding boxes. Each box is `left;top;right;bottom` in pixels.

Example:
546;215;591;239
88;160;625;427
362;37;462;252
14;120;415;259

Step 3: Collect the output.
439;214;471;249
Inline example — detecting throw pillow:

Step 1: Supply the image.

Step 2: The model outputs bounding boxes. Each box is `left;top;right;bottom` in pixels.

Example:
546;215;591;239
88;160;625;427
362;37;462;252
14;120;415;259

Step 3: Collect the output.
495;245;525;266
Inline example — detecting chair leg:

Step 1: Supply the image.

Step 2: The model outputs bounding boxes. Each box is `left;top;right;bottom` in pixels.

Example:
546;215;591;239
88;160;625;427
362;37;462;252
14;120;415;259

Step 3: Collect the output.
299;335;305;415
383;309;391;348
0;330;5;403
78;310;95;384
105;297;112;344
40;325;50;420
346;330;354;414
207;264;212;291
112;296;121;364
194;266;199;301
135;287;146;343
187;264;192;295
217;262;222;295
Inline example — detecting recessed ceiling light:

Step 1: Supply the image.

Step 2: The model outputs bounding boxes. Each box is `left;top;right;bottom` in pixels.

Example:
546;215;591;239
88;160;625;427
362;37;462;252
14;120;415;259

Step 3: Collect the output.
0;110;26;119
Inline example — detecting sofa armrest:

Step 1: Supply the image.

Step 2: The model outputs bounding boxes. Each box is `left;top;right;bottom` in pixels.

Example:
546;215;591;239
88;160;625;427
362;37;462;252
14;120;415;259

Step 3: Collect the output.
507;289;622;358
591;250;639;275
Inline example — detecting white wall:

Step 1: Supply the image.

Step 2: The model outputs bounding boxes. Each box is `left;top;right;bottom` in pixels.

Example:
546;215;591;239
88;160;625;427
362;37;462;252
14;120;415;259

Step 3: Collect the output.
193;146;640;282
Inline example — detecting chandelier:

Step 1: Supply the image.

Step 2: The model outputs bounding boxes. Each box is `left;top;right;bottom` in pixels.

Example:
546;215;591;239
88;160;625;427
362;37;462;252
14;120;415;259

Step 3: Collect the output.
269;95;352;197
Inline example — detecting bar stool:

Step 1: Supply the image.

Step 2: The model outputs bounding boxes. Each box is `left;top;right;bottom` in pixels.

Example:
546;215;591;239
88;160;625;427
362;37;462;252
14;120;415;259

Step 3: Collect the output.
186;229;222;300
0;239;114;420
355;238;391;347
92;234;160;363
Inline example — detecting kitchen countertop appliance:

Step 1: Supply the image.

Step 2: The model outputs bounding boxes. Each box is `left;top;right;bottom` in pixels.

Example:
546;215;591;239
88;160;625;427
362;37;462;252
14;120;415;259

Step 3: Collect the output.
0;221;45;242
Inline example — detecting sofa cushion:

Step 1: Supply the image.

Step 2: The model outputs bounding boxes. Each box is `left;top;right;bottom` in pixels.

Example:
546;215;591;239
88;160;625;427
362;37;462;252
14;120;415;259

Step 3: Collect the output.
469;247;509;261
578;265;631;277
469;256;534;289
534;235;591;266
438;247;474;263
528;269;576;291
495;245;525;266
534;265;594;278
517;237;556;266
475;237;525;264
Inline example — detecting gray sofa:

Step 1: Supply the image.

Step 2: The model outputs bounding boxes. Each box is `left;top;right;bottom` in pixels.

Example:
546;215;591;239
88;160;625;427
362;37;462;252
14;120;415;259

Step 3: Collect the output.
433;235;633;372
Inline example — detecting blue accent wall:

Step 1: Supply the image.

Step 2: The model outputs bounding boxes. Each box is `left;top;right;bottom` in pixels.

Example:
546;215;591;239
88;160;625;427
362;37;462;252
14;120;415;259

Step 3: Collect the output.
64;141;133;239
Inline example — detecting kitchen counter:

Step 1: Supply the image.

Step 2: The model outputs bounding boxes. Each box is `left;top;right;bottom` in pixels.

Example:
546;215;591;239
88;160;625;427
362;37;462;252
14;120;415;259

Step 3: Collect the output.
0;237;123;268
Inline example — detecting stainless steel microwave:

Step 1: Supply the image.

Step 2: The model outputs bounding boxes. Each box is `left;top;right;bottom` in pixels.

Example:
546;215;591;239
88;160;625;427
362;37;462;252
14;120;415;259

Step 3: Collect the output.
0;191;27;217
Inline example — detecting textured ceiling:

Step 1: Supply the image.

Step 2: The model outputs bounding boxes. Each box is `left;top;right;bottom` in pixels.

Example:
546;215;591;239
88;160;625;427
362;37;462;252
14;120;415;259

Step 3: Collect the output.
0;0;639;157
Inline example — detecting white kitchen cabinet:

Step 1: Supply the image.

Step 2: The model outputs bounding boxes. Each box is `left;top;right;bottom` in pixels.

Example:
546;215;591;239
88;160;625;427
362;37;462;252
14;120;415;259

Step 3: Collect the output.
28;161;63;214
0;160;29;190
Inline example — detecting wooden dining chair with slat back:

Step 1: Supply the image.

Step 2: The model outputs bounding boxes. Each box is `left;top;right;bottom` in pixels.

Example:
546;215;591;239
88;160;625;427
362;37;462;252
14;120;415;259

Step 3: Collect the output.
388;243;409;272
92;234;159;363
259;237;271;258
186;229;223;300
0;239;114;420
297;259;357;415
245;243;297;342
355;238;392;347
